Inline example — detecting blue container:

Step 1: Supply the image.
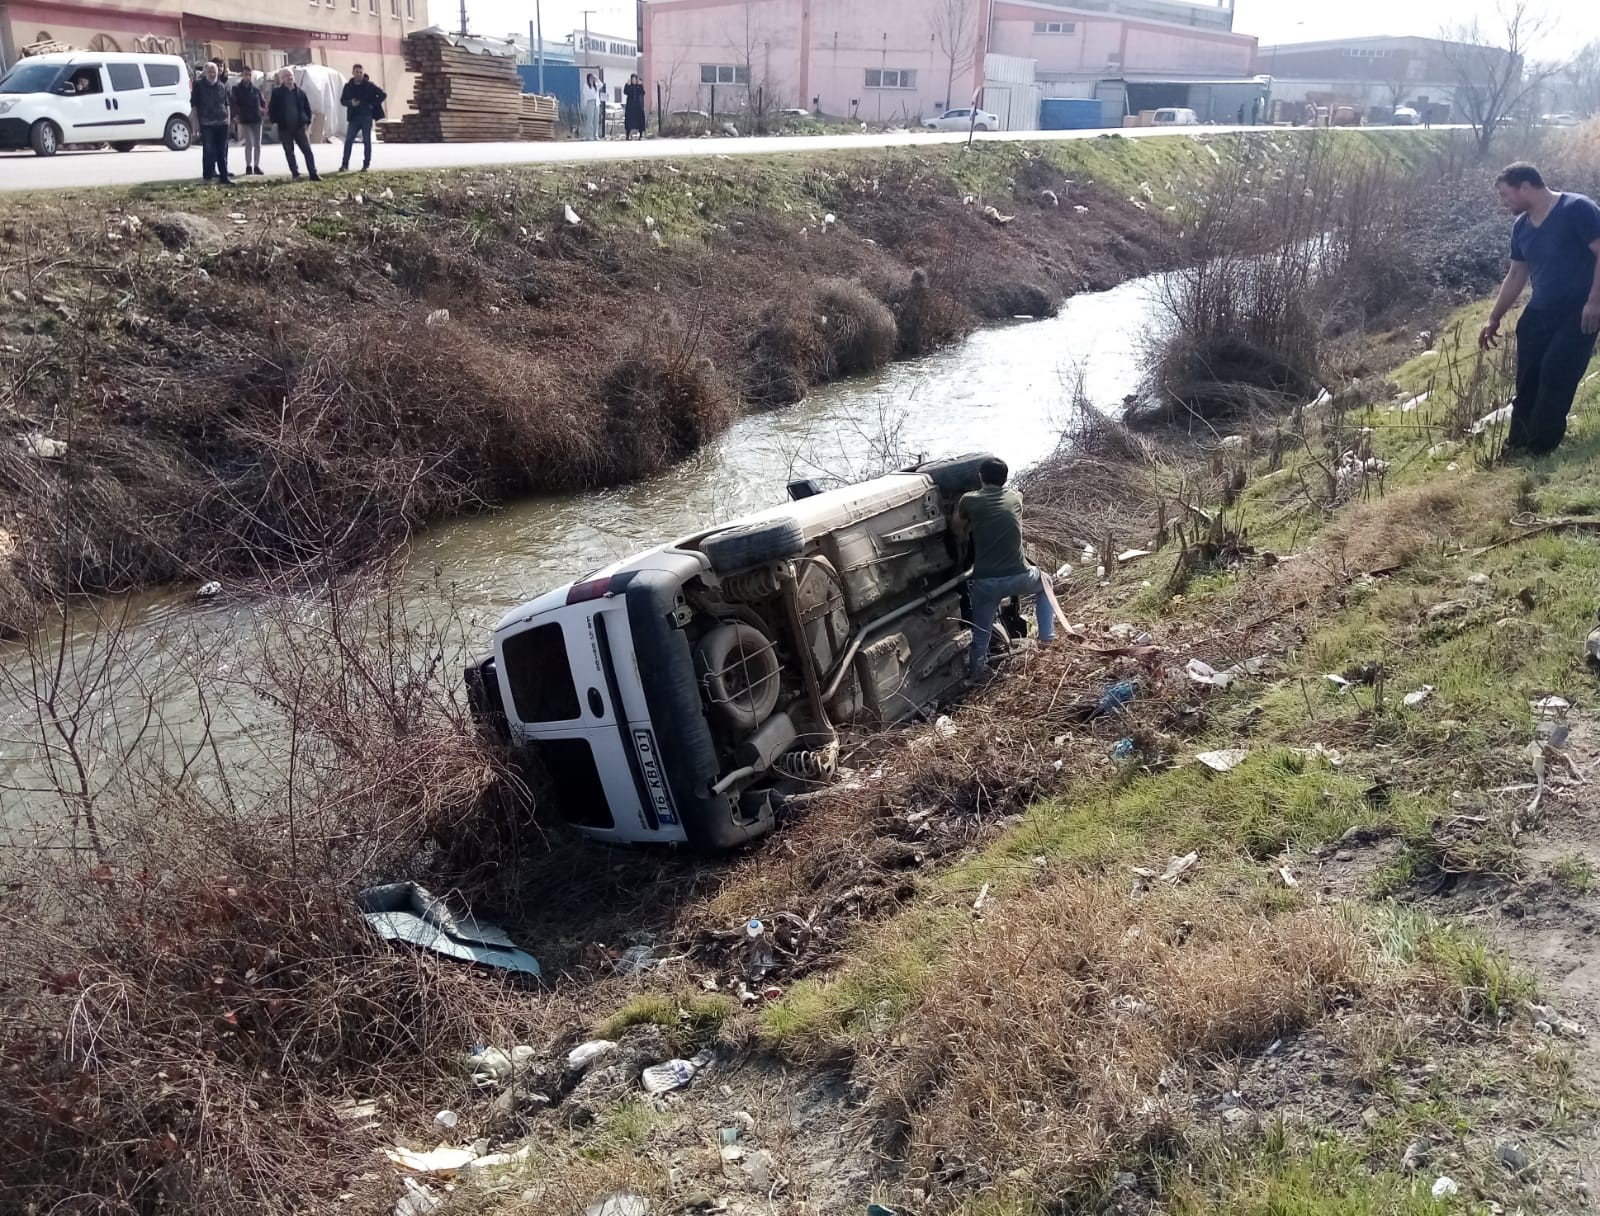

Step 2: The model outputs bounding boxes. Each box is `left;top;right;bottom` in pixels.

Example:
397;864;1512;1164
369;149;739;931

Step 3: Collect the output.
518;63;580;109
1040;97;1105;131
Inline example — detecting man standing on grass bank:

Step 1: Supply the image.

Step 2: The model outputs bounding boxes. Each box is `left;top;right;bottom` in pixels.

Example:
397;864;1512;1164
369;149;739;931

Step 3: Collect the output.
1480;163;1600;456
340;64;386;172
956;457;1056;678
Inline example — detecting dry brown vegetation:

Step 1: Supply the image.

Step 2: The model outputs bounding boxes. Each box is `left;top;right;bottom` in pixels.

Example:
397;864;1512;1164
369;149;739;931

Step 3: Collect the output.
863;877;1363;1204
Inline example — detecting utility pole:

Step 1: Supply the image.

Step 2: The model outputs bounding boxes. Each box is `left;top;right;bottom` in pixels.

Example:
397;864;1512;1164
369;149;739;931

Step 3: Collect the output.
458;0;468;37
531;0;545;94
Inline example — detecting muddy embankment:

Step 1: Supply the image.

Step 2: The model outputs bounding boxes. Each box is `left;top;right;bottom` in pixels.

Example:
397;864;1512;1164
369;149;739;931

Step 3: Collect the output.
0;130;1458;633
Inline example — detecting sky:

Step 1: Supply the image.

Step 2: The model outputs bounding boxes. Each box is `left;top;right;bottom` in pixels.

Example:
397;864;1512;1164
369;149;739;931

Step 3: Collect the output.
442;0;1600;50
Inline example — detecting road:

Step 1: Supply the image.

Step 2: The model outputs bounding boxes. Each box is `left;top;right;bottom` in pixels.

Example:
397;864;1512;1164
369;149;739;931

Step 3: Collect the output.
0;123;1394;193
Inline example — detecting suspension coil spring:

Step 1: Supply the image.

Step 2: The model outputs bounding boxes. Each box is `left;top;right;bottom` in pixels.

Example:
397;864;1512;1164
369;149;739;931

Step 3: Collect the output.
720;566;782;604
774;739;839;781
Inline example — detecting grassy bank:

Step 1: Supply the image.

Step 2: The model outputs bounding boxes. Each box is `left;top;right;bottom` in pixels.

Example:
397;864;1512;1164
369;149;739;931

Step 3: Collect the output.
0;129;1459;633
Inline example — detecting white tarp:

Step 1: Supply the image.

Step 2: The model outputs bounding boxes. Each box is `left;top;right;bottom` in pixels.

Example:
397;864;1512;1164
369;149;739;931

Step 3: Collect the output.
294;64;347;142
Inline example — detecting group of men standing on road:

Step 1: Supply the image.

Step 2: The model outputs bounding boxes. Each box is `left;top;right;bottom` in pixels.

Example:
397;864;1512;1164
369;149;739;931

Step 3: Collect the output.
187;61;386;185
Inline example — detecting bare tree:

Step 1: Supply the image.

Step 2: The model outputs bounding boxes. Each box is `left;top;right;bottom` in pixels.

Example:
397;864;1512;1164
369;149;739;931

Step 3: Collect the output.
1438;1;1565;156
929;0;979;113
1564;40;1600;117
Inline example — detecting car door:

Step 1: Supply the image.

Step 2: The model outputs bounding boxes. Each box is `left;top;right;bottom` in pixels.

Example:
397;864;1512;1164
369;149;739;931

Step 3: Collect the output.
51;65;122;142
104;62;154;138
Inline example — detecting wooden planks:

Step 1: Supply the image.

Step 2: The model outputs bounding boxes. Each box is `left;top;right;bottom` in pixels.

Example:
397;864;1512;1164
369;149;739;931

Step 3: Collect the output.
381;31;556;144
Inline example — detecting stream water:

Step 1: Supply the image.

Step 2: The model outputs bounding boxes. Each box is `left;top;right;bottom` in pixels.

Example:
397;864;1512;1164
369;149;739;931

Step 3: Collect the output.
0;273;1165;822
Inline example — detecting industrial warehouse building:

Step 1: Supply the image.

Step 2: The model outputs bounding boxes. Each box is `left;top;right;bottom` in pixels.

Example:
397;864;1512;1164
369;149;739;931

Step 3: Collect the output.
640;0;1259;129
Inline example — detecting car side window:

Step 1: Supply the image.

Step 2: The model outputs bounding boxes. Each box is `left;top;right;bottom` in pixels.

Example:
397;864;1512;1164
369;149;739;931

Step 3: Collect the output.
64;66;104;95
107;63;144;92
144;62;181;87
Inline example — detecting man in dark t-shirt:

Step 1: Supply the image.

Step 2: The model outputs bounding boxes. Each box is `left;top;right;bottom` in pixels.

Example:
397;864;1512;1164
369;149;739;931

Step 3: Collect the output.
1480;162;1600;455
955;457;1056;678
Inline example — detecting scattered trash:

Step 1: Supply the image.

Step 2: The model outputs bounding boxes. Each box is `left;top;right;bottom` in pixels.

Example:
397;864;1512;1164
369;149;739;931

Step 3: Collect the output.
743;917;777;979
384;1145;478;1176
741;1149;776;1189
1497;1142;1531;1174
566;1039;618;1073
1401;1137;1431;1172
1112;738;1136;759
464;1146;533;1170
395;1176;442;1216
641;1049;714;1095
17;432;67;459
616;944;658;974
335;1099;381;1129
1133;851;1200;890
1431;1176;1459;1200
1117;548;1154;563
563;204;582;225
464;1044;535;1089
1525;740;1547;815
431;1109;458;1132
1467;572;1490;587
823;212;836;226
1196;749;1248;772
196;580;223;599
1185;659;1235;689
1403;686;1434;707
981;204;1014;226
1073;204;1089;214
1400;392;1429;412
358;883;540;976
972;883;991;914
868;1206;899;1216
1531;696;1571;713
1325;673;1353;692
424;308;450;327
1469;404;1512;434
1218;433;1245;450
1291;743;1345;767
933;715;957;738
1427;600;1469;621
586;1194;650;1216
1530;1002;1588;1038
1096;680;1138;716
1226;655;1271;677
1277;865;1298;888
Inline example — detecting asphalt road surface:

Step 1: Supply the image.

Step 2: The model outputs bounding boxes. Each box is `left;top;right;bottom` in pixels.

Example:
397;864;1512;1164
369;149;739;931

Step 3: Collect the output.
0;123;1401;193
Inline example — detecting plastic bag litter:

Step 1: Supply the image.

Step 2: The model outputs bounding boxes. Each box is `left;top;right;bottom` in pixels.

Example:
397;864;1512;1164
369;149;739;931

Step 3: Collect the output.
1096;680;1137;715
615;945;657;974
566;1039;618;1073
1185;659;1235;689
1531;696;1571;713
384;1145;478;1176
586;1194;650;1216
1431;1177;1459;1199
464;1044;535;1089
395;1176;441;1216
641;1049;714;1095
1132;851;1199;890
1196;749;1248;772
1403;686;1434;707
1469;404;1512;434
1529;1002;1588;1038
432;1110;458;1132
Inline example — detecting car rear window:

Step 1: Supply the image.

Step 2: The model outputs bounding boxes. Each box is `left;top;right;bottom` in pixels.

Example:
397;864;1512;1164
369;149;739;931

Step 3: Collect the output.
108;63;144;91
534;737;614;829
502;622;581;722
143;61;181;87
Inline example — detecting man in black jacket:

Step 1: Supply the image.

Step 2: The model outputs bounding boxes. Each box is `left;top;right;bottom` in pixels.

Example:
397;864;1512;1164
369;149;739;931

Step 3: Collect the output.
269;69;320;182
339;64;386;172
190;61;232;184
230;68;266;175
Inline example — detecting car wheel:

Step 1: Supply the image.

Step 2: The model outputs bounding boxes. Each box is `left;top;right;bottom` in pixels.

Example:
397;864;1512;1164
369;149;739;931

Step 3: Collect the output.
111;141;137;153
975;123;991;132
29;119;61;157
916;452;994;497
703;517;805;574
163;115;192;151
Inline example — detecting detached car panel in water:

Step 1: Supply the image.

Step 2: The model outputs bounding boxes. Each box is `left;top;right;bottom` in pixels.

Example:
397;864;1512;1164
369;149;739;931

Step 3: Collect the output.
469;455;999;848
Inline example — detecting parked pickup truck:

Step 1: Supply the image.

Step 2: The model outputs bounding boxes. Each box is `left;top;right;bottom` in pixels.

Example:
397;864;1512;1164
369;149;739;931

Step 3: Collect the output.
468;454;1001;849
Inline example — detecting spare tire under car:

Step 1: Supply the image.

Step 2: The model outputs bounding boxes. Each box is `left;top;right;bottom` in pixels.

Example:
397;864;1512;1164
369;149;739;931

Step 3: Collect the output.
695;621;781;733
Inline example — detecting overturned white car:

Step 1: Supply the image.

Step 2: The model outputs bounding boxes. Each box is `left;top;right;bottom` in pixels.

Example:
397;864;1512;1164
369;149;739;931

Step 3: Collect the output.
468;454;1006;848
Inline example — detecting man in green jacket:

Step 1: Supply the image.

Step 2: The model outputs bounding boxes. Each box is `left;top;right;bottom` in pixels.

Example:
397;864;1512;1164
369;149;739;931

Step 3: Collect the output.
956;457;1055;678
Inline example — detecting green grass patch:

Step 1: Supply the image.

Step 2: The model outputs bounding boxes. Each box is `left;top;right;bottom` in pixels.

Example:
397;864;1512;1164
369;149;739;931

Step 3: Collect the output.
1551;854;1596;892
595;992;735;1047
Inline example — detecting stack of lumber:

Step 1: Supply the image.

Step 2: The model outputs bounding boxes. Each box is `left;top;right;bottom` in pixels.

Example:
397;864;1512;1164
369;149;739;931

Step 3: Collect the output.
382;30;525;143
20;38;74;57
519;94;558;141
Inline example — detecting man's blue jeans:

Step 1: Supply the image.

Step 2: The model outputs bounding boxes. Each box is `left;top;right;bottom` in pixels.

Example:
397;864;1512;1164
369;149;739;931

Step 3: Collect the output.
342;116;372;168
968;567;1055;676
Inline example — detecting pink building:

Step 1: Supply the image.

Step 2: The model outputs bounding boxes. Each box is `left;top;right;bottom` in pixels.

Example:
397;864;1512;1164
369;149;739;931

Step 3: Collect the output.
641;0;1256;125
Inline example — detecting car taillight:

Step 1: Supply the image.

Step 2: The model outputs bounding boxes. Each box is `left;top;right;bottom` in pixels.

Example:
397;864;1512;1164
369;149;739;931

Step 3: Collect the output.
566;577;613;604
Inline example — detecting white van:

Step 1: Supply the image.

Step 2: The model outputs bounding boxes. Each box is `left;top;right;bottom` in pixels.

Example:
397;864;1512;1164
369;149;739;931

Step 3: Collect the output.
1152;107;1200;127
468;454;1004;849
0;52;193;156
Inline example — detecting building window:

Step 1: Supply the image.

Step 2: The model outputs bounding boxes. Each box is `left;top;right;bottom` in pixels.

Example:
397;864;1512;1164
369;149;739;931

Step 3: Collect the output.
1032;21;1075;33
865;68;915;89
406;0;414;16
700;64;749;85
369;0;377;11
390;0;399;15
